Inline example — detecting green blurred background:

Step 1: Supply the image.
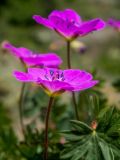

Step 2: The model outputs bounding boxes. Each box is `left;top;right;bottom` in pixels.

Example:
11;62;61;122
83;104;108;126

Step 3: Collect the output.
0;0;120;134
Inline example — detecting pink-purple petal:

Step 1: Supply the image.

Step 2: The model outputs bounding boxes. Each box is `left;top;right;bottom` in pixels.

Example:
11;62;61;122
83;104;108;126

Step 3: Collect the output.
63;9;82;24
2;42;32;58
28;68;46;80
72;80;99;91
64;69;93;84
50;16;79;38
17;47;32;57
22;53;62;67
39;80;73;93
49;9;81;25
78;18;106;36
108;18;120;30
32;15;53;29
13;71;33;82
94;18;106;30
2;42;21;58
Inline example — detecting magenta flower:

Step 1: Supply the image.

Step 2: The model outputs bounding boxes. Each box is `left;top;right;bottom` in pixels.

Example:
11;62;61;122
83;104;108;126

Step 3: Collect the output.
13;68;98;96
108;18;120;31
2;42;62;68
33;9;105;41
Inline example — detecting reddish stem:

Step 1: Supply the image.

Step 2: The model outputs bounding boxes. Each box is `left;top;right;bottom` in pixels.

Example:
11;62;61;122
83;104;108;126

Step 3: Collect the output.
44;96;54;160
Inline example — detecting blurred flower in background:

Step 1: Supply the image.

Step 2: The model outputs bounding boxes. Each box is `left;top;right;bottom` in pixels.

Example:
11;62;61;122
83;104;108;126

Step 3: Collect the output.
2;41;62;68
71;40;87;54
49;40;87;54
108;18;120;32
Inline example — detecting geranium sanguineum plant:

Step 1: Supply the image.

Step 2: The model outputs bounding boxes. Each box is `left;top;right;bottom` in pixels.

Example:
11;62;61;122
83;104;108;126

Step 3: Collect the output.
33;9;106;120
2;41;62;138
13;67;98;160
108;18;120;32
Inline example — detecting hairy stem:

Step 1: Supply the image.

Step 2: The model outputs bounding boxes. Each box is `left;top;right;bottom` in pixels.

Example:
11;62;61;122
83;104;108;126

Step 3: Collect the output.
44;96;54;160
67;41;79;120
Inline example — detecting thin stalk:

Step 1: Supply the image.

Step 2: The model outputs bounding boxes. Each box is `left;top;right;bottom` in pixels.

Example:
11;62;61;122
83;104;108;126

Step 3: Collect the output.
72;91;79;120
67;41;71;69
18;61;27;139
67;41;79;120
18;82;26;137
44;96;54;160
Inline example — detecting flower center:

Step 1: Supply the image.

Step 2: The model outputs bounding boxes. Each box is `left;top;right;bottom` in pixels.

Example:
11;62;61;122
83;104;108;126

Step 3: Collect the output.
44;70;65;81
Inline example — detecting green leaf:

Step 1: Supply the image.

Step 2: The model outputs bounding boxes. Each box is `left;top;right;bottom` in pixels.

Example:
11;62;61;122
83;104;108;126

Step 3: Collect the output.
61;138;91;159
70;120;93;132
99;141;114;160
61;132;83;141
98;106;115;120
70;150;85;160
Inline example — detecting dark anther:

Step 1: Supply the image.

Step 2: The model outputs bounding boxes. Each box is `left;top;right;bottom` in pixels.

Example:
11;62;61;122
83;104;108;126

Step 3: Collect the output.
44;75;49;80
61;72;65;81
56;71;60;79
50;70;54;76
